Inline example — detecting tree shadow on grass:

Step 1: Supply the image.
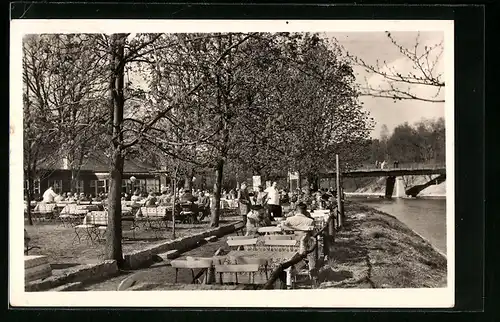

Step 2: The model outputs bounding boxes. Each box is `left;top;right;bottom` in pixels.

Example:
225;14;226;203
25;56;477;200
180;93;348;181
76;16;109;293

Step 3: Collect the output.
332;237;367;264
318;268;353;283
123;237;164;243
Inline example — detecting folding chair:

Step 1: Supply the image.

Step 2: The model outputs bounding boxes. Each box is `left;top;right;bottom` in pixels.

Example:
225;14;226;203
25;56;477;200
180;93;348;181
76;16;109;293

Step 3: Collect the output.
228;256;269;282
156;206;172;228
33;203;56;222
227;238;258;251
87;211;108;242
143;207;165;239
179;203;198;224
215;264;260;285
170;259;214;284
263;239;300;252
59;204;79;227
73;223;97;245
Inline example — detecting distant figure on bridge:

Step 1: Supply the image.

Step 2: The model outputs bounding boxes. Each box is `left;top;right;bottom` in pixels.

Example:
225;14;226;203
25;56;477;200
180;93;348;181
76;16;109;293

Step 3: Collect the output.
380;160;387;169
393;160;399;168
375;160;379;168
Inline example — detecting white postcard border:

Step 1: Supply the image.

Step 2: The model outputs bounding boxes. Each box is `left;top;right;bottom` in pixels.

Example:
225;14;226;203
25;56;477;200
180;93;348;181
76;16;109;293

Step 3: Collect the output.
9;19;455;308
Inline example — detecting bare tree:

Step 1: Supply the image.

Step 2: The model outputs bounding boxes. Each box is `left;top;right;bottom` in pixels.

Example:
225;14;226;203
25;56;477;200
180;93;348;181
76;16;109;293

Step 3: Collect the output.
338;31;444;103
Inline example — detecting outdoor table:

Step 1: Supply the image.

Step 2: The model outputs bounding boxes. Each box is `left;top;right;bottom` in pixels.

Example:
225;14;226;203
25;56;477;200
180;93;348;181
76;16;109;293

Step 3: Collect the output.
81;212;138;241
60;204;100;214
215;250;298;287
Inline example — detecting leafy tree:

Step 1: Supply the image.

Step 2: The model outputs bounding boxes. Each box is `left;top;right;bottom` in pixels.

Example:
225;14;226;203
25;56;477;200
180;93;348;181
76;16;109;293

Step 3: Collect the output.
367;117;446;165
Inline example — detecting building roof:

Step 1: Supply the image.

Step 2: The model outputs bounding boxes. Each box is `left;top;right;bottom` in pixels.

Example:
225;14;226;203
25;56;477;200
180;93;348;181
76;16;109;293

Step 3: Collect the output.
37;153;157;174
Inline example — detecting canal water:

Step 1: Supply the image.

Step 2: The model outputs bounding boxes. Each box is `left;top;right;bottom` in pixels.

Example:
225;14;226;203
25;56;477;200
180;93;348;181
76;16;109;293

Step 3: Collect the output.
351;197;447;255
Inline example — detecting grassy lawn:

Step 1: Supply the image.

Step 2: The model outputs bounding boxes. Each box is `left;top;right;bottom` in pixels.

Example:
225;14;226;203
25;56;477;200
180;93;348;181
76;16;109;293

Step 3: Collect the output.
24;216;241;269
318;201;447;288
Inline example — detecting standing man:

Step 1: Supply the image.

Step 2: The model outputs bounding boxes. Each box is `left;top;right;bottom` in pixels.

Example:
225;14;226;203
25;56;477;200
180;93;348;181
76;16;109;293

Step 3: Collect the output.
265;181;282;220
254;185;268;207
42;186;58;203
237;182;251;225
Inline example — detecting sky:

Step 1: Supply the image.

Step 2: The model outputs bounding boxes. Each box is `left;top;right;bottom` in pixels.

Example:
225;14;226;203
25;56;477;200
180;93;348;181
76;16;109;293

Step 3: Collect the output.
127;31;446;140
325;31;445;138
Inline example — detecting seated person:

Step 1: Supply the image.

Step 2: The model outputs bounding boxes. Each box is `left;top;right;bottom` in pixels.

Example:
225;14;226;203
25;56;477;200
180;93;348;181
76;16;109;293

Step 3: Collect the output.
54;192;65;203
158;190;171;206
66;192;76;203
283;202;317;276
197;191;211;221
130;191;141;203
283;202;314;233
179;189;198;214
78;192;87;201
245;204;272;236
143;192;158;207
180;189;197;204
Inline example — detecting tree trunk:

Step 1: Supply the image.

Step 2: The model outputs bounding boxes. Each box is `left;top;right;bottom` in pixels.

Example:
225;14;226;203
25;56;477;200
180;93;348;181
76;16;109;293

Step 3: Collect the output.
105;33;127;268
71;169;77;194
184;168;193;190
26;174;34;226
210;159;224;227
106;150;124;267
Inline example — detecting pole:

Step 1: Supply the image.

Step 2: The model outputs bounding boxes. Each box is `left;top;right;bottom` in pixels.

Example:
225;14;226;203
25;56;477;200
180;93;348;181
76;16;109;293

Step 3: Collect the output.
171;166;178;239
336;154;343;228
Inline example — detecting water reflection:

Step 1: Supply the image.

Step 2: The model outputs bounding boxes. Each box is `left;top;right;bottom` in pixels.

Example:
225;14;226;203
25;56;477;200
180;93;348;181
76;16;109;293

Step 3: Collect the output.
353;197;447;254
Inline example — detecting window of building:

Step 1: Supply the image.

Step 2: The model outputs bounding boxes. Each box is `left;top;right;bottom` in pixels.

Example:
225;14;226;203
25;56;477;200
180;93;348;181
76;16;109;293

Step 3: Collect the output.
90;179;107;196
24;179;41;195
74;180;84;194
137;179;146;193
48;180;63;194
146;178;159;193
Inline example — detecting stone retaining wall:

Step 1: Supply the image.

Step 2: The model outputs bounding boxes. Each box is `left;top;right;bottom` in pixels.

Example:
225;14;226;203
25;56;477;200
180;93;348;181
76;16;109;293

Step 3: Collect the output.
26;260;118;292
123;221;243;269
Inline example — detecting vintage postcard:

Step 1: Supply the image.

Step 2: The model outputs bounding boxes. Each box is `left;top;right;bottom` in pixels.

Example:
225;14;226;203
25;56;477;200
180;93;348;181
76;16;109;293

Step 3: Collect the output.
10;19;454;307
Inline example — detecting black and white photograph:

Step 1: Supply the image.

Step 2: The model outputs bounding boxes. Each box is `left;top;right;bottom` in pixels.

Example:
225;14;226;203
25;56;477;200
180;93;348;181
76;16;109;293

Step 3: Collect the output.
9;20;454;307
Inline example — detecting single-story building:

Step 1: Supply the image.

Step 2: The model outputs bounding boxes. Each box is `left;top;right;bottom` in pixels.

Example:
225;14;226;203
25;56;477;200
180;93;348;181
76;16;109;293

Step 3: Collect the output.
25;155;163;198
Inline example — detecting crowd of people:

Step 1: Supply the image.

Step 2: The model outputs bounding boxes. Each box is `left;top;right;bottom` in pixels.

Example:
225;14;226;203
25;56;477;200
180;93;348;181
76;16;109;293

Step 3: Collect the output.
236;181;339;235
33;182;340;227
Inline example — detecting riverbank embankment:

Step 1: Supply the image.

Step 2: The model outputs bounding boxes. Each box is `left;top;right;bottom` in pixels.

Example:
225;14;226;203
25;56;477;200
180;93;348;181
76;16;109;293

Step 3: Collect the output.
319;201;447;288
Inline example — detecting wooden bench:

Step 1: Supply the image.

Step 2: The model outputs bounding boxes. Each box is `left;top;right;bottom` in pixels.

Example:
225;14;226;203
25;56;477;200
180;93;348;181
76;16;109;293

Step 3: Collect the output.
263;235;294;240
215;264;260;285
261;239;300;252
257;227;283;235
170;259;214;284
227;238;258;251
